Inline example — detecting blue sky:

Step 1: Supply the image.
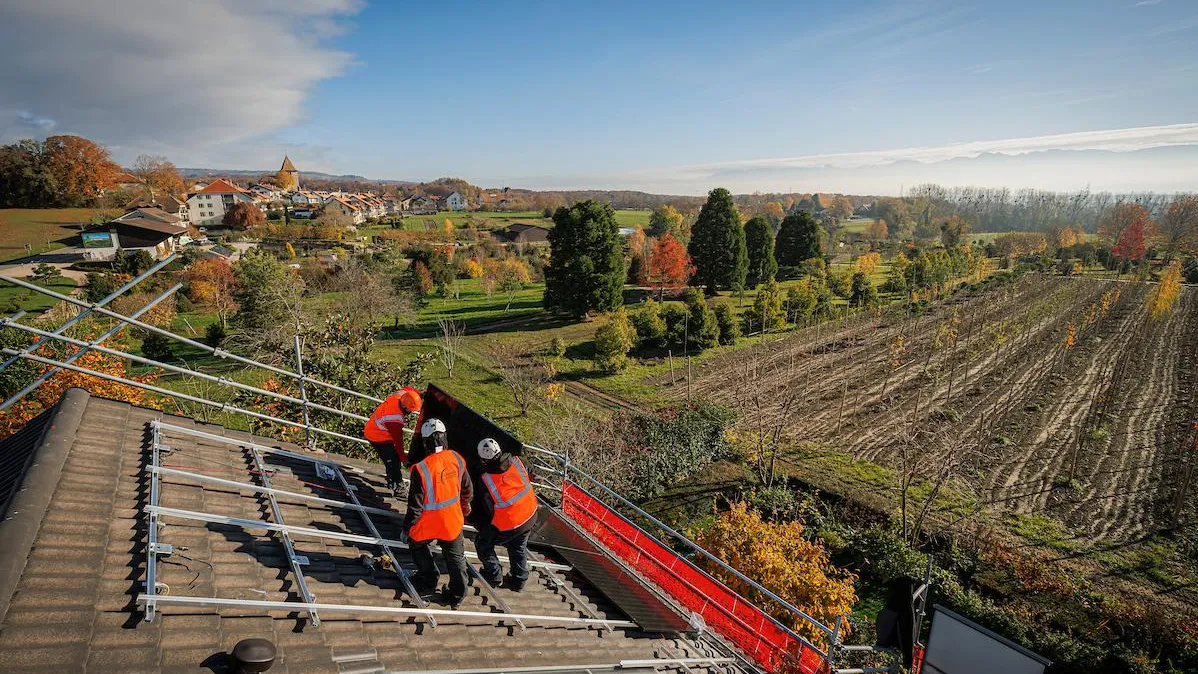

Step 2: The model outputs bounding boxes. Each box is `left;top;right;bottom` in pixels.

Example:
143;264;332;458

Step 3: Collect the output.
2;0;1196;194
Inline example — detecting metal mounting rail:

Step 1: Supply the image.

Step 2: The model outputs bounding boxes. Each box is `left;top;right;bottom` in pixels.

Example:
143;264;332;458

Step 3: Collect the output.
0;283;182;411
0;273;383;404
0;317;368;422
150;465;402;520
328;462;439;628
145;504;570;571
466;564;524;631
155;422;479;533
135;594;635;629
143;421;165;622
0;349;368;445
384;659;735;674
250;448;320;626
538;568;611;632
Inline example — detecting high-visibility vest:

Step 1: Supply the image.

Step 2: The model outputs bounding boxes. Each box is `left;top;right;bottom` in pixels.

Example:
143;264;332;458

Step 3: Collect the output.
481;457;538;531
364;393;407;445
409;450;466;542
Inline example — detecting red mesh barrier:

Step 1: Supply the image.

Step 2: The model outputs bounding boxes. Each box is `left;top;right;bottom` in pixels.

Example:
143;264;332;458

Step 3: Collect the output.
561;481;829;674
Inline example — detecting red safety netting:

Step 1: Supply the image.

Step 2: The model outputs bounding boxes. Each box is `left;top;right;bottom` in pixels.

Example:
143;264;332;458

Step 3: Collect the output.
562;481;829;674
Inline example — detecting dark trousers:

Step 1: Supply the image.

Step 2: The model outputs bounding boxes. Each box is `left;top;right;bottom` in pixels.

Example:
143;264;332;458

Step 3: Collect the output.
369;440;405;486
409;534;468;600
475;524;532;583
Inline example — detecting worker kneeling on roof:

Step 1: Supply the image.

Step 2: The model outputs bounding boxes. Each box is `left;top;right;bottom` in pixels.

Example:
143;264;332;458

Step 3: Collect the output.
403;418;472;608
474;437;538;592
363;386;422;498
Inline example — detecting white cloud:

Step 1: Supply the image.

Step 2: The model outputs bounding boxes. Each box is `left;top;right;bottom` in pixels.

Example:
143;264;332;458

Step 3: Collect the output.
1133;0;1162;6
650;123;1198;183
0;0;361;164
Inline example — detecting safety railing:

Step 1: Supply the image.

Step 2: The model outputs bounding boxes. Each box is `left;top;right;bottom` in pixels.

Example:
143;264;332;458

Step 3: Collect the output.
0;264;887;673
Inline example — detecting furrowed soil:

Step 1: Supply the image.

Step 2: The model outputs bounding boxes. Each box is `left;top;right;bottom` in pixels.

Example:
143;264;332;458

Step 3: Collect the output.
665;274;1198;550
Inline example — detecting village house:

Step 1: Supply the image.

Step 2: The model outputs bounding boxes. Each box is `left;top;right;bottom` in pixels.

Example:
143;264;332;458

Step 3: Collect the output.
495;222;551;245
186;179;257;227
328;195;366;225
445;191;469;211
124;191;190;227
85;207;191;260
405;195;437;214
248;183;281;201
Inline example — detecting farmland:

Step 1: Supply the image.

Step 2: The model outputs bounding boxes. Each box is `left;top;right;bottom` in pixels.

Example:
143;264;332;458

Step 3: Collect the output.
673;274;1198;549
0;208;98;262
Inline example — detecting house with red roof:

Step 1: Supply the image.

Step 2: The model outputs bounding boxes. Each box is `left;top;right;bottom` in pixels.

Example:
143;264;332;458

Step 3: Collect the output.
186;179;257;227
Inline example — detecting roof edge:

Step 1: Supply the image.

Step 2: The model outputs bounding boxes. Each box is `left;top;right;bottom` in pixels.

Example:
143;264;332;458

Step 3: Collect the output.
0;387;91;625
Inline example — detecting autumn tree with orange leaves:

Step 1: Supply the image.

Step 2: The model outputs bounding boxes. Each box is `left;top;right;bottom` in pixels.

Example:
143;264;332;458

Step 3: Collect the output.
186;258;239;328
647;233;694;300
131;154;185;197
42;135;121;206
690;502;856;644
1160;196;1198;260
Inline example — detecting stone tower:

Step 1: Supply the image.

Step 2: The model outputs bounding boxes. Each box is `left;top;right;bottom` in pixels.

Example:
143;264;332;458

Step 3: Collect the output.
280;155;299;191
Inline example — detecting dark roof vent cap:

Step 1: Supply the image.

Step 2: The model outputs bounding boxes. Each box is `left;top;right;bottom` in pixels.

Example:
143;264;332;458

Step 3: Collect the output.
232;637;277;673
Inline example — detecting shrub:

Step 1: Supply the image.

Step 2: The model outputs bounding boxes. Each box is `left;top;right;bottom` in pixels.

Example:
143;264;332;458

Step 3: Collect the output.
661;303;688;348
140;331;173;361
84;272;122;302
547;336;566;358
743;278;785;333
827;269;852;297
849;271;879;307
713;300;739;345
631;299;667;348
683;289;719;350
204;322;227;348
593;308;636;372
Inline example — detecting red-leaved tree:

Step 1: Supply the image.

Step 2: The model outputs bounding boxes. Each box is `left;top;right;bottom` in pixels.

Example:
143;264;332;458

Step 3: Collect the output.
647;233;695;300
1104;202;1152;262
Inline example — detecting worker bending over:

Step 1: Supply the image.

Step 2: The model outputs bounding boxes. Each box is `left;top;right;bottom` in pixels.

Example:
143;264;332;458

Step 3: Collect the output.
473;437;538;591
403;418;472;608
363;386;422;497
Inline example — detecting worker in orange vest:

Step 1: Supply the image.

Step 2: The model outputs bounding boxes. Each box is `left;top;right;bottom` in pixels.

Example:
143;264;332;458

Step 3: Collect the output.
473;437;538;591
403;418;472;608
363;386;422;498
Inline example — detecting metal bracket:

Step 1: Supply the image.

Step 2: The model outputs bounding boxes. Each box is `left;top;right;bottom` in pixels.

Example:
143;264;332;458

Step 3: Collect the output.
292;555;310;566
149;542;174;556
316;464;336;479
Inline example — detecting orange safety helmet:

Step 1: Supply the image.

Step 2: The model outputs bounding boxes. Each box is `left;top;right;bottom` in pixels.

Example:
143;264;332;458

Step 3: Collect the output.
396;386;423;415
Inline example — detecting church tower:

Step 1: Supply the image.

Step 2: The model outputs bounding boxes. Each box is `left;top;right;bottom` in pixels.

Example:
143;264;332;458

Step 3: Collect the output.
280;155;300;191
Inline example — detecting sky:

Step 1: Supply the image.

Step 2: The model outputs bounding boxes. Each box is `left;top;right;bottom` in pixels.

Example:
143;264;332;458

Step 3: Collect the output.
1;0;1196;195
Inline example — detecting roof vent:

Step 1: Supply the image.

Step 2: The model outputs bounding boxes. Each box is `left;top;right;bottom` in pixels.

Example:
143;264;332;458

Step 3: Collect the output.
231;638;277;673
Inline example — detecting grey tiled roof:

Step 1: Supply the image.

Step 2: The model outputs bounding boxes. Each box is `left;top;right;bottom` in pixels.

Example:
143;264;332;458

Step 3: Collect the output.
0;390;740;674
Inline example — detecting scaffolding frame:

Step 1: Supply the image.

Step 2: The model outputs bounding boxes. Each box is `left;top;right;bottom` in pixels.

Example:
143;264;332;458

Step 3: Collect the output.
139;421;612;632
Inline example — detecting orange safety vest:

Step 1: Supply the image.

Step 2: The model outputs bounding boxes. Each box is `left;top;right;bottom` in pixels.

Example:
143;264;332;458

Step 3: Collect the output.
409;450;466;542
364;393;407;445
481;457;538;531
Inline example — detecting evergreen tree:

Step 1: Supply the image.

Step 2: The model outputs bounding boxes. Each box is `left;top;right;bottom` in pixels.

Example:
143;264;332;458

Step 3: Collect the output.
712;300;739;345
688;188;747;294
849;271;879;307
682;289;719;350
544;200;625;317
776;211;823;270
593;308;636;372
743;216;777;288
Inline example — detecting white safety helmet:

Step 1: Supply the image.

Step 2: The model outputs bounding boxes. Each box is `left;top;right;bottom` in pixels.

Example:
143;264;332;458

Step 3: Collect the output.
477;437;502;461
420;418;446;438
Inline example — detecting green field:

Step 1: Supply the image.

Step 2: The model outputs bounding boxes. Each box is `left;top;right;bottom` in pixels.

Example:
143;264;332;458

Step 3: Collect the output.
0;208;99;262
0;275;79;313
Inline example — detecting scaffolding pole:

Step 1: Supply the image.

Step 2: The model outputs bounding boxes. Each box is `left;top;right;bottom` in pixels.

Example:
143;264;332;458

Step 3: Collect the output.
0;349;368;445
0;253;177;375
0;317;367;422
0;273;382;404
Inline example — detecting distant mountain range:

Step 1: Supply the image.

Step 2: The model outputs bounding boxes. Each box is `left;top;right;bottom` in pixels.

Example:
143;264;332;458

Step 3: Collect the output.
177;167;415;185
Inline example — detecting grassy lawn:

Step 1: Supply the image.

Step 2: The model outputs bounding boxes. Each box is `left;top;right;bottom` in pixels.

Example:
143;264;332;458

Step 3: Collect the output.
0;274;80;314
0;208;99;262
613;210;651;227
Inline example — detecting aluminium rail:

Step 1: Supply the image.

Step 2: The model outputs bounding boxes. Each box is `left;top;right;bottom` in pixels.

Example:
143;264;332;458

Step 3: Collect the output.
250;447;321;626
0;273;383;405
0;283;183;411
135;595;635;629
